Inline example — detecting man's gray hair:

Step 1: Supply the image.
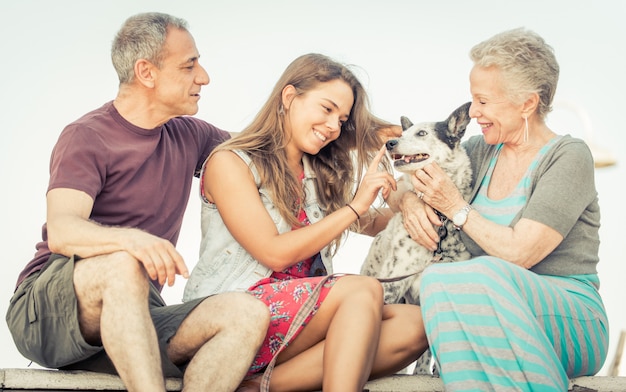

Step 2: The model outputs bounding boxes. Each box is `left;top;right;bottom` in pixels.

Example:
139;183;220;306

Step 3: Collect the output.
111;12;189;84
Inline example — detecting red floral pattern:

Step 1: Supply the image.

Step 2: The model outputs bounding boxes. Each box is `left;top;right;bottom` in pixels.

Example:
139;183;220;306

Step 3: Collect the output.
245;174;337;376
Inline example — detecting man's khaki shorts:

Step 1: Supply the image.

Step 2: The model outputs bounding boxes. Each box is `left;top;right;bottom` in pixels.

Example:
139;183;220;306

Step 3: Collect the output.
6;254;205;378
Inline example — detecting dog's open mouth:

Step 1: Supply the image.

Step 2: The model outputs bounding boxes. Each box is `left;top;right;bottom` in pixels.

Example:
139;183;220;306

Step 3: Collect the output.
391;153;429;166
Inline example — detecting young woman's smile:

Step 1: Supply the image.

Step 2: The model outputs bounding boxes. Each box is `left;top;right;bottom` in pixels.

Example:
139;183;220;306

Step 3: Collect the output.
283;79;354;156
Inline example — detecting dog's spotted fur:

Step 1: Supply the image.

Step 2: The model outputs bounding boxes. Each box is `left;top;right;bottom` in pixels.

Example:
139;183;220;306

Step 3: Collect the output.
361;102;473;305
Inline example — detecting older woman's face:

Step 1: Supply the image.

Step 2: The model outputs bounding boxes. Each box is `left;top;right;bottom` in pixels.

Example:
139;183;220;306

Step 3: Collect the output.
469;65;525;145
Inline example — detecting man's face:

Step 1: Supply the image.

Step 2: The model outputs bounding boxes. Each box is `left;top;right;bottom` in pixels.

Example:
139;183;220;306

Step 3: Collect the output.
153;27;209;118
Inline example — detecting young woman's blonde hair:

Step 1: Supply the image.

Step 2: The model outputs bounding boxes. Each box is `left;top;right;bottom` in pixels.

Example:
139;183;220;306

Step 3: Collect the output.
214;53;391;249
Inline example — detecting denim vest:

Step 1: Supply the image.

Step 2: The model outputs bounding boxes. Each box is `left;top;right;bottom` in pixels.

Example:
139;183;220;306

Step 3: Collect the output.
182;150;334;302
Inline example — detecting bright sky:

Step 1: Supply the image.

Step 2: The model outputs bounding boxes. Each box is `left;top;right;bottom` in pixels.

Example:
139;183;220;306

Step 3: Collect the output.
1;0;624;375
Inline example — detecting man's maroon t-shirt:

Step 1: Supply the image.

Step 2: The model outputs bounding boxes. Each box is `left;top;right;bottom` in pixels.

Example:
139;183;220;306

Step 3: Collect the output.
16;101;230;291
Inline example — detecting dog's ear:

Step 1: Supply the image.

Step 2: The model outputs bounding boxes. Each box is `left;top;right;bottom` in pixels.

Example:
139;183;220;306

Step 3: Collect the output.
435;102;472;149
400;116;413;131
446;102;472;139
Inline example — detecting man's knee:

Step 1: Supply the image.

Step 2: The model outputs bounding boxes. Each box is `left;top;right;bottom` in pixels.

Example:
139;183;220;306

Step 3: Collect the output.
75;252;148;289
217;292;269;327
193;292;269;329
73;253;154;318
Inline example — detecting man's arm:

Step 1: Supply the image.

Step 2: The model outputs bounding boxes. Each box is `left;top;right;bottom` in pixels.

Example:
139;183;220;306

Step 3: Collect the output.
46;188;188;287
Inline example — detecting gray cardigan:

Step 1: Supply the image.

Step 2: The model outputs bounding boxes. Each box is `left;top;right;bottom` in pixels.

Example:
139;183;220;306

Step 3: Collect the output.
461;134;600;277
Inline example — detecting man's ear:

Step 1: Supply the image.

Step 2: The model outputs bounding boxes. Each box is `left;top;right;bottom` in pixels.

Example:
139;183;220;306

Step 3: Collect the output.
134;59;156;88
281;84;297;110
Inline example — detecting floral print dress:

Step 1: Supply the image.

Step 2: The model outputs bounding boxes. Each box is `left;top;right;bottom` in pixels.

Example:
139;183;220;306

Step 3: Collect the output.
245;174;338;376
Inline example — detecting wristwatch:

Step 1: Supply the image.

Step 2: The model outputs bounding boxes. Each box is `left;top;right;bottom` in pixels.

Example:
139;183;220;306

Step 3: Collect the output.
452;204;472;230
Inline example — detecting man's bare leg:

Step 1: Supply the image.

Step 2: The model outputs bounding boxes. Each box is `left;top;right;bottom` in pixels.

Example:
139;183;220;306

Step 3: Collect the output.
74;252;167;392
167;292;269;392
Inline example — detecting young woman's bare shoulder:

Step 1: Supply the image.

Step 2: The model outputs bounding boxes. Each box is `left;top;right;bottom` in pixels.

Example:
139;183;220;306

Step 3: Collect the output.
208;150;245;168
206;150;252;179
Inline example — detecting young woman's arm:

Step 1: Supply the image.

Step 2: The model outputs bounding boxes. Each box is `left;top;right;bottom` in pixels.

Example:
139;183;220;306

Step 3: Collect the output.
205;148;394;271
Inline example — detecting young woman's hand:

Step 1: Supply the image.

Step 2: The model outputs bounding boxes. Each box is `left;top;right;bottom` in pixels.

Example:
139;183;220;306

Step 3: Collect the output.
350;146;396;216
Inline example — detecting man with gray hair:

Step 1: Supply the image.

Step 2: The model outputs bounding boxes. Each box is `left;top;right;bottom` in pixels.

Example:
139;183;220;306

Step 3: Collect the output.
6;12;269;392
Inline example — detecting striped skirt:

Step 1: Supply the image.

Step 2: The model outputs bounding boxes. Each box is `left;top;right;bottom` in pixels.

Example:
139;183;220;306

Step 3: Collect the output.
420;256;608;391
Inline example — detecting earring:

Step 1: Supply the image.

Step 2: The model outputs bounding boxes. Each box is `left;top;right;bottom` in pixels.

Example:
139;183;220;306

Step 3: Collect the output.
524;116;529;143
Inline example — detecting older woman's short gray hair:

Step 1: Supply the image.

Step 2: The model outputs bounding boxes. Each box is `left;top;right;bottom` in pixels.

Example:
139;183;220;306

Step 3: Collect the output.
111;12;189;85
470;27;559;119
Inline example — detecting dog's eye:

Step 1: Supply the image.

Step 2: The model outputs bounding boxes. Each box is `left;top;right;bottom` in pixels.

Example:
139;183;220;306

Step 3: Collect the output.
416;130;427;137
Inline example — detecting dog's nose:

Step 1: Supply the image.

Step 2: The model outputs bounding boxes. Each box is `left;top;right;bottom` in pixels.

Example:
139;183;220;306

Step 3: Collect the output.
386;139;398;151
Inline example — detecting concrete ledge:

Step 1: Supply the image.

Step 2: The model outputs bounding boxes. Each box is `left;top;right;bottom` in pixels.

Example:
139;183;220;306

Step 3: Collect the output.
2;368;626;391
0;368;181;391
365;374;626;392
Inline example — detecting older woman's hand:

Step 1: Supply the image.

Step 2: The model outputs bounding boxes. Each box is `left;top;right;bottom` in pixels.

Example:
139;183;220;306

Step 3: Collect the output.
399;191;441;252
411;162;466;219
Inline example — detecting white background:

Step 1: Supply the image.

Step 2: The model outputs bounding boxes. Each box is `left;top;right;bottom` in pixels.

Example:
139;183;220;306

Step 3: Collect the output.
1;0;624;376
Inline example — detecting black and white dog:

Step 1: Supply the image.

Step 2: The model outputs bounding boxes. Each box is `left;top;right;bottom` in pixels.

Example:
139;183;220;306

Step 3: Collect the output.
361;102;473;305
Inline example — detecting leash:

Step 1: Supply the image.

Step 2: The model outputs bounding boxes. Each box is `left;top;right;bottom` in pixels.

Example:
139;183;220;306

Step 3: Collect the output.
374;255;441;283
376;271;427;283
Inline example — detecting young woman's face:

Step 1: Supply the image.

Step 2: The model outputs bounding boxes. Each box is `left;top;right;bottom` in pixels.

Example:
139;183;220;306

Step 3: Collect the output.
283;79;354;156
469;65;525;145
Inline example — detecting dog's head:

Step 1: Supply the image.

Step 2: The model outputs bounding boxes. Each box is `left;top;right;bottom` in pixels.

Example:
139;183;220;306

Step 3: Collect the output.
386;102;471;173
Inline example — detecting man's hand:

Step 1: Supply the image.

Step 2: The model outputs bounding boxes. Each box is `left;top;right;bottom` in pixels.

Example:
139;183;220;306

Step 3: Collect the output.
126;229;189;287
47;187;188;288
